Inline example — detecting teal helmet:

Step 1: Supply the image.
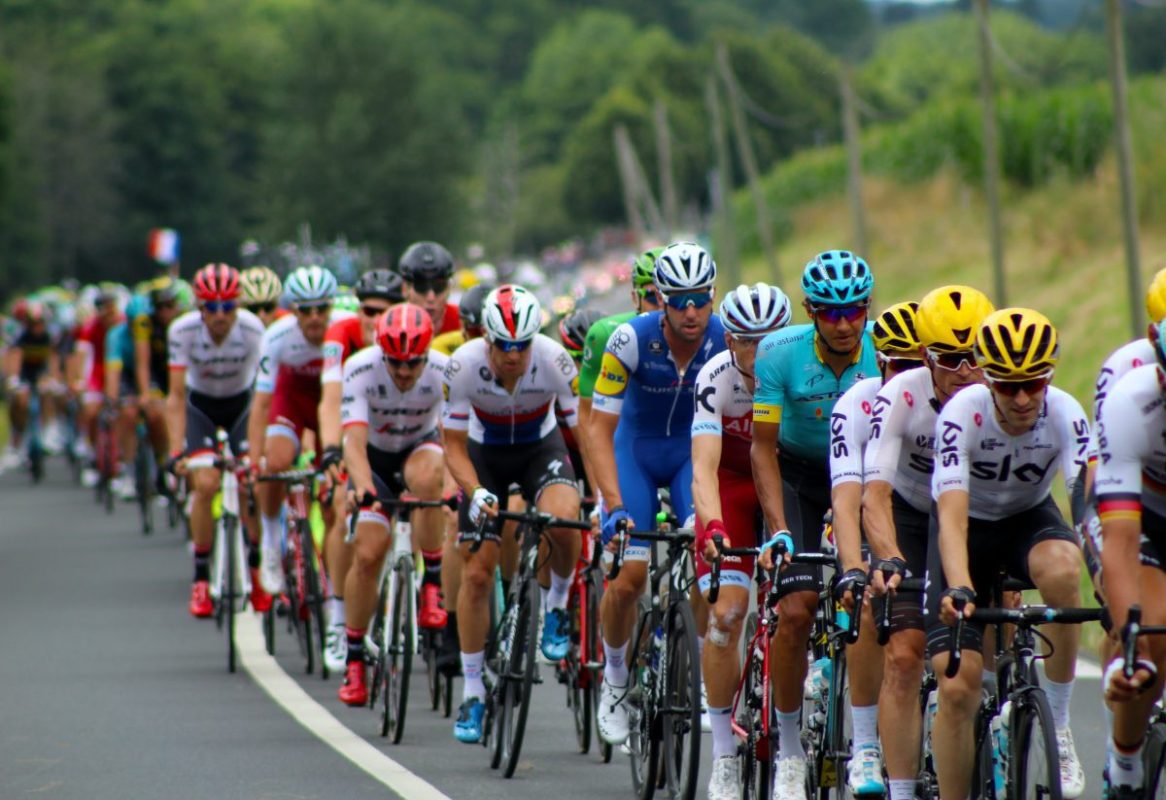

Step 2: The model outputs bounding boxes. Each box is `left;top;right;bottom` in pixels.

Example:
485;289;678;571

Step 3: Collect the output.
801;250;873;305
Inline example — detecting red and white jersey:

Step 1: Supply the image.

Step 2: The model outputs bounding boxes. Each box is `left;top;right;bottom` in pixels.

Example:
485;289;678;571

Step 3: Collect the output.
828;377;881;489
167;309;265;397
862;368;943;512
340;345;448;453
321;316;366;385
932;384;1093;520
255;310;355;396
691;351;754;475
1094;363;1166;520
442;334;579;445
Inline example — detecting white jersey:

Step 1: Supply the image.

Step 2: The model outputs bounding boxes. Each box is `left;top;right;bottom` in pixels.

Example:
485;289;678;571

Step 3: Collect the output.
254;310;355;395
167;309;265;397
691;350;754;475
340;345;447;453
829;377;881;489
1095;363;1166;520
932;384;1093;520
442;334;580;446
862;369;943;512
1091;337;1156;451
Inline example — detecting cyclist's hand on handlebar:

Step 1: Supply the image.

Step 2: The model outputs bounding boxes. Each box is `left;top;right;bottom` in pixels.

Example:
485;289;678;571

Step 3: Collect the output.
871;556;908;597
469;486;498;525
1104;654;1157;702
167;450;188;477
757;529;793;571
835;568;868;613
601;506;632;550
699;520;729;565
320;446;343;483
939;586;975;626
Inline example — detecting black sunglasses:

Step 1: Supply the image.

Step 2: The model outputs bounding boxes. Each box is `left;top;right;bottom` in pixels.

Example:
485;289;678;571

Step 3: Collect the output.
247;302;277;314
410;278;449;295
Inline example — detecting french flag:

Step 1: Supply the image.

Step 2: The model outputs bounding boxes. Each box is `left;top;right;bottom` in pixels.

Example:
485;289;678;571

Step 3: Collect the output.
148;228;180;264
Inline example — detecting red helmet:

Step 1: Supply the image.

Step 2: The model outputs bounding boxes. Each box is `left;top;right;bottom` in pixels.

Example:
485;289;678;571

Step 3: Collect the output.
11;299;28;324
376;303;434;360
193;263;241;302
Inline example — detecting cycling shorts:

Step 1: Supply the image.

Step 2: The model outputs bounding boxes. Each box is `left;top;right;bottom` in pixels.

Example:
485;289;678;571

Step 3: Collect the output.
457;430;577;545
349;435;443;530
613;431;695;563
924;495;1078;657
186;389;251;457
775;452;831;598
267;384;321;446
695;468;762;595
870;491;929;635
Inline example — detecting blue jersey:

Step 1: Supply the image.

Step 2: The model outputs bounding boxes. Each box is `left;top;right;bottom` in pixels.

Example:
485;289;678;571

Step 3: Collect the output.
104;322;135;370
592;311;726;439
752;323;878;463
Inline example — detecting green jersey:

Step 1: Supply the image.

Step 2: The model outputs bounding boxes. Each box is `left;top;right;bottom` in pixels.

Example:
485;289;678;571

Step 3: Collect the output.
578;311;635;399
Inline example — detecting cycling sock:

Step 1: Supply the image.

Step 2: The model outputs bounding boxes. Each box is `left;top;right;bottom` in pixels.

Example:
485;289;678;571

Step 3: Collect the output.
462;650;486;701
329;596;346;628
261;513;281;552
247;538;261;569
697;636;704;658
193;545;211;582
708;706;734;760
546;571;571;610
1108;736;1144;790
888;779;915;800
421;549;442;586
777;710;804;760
346;627;366;665
603;638;629;686
539;584;549;613
1043;677;1073;730
850;704;879;751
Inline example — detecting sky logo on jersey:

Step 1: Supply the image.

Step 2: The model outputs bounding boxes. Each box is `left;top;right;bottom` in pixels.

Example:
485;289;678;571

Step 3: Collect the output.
939;420;962;467
830;412;849;459
595;353;629;396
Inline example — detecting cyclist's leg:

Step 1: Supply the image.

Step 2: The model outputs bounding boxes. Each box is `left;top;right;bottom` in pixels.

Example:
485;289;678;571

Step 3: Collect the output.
257;413;299;557
223;400;259;560
526;432;581;610
403;440;447;628
1019;498;1083;690
185;398;221;552
144;392;169;463
7;382;29;449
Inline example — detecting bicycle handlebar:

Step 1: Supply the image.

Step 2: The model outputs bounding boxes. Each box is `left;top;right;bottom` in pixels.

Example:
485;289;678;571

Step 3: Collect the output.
257;468;320;484
606;523;695;581
946;601;1103;678
876;576;925;646
347;492;458;538
468;507;591;553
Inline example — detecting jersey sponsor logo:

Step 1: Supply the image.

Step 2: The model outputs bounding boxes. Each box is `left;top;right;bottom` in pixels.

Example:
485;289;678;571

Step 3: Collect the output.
939;420;962;467
479;366;492;381
867;394;891;440
570;376;579;396
442;383;450;401
968;453;1057;483
1095;366;1113;397
692;420;721;436
648;339;665;355
724;416;753;438
808;373;826;388
903;390;914;408
1143;397;1165;415
696;384;717;414
861;400;872;416
608;329;631;355
973;412;983;427
595;353;629;396
830;412;848;459
259;355;271;375
908;453;935;473
445;358;462;378
348;362;373;378
709;360;732;379
555;352;573;375
547;458;564;476
1073;418;1090;464
981;438;1005;451
753;403;780;422
583;344;593;362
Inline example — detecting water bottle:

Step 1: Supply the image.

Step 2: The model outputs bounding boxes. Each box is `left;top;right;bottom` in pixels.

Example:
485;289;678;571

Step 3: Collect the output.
922;688;938;763
804;656;831;701
990;699;1012;797
651;624;664;672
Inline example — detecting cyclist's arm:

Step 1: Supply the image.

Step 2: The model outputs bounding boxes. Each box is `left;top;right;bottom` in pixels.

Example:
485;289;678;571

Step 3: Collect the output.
341;421;375;499
165;366;188;454
1101;515;1141;634
691;434;723;528
247;390;273;464
442;427;480;496
103;327;121;402
935;489;972;589
860;480;902;565
750;419;789;534
319;381;342;450
832;482;864;573
588;409;622;509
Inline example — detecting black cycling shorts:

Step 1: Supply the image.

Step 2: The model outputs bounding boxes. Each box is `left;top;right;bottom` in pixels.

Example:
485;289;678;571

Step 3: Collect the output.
871;491;929;635
186;389;251;457
775;452;831;599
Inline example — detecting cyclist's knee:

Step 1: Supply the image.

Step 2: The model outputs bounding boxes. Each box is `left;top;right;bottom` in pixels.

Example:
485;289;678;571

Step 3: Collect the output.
192;468;221;496
938;668;982;718
1030;541;1082;602
884;635;925;691
460;558;494;599
606;566;646;610
709;599;747;640
776;592;816;637
403;451;444;499
352;538;386;579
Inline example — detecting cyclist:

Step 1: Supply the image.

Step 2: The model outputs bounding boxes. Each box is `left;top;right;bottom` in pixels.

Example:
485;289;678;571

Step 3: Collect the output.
556;307;603;490
1094;322;1166;799
929;309;1090;799
71;288;125;485
238;266;287;328
750;250;878;797
442;284;586;744
336;304;449;706
431;283;490;356
250;266;353;595
3;300;63;468
690;282;791;799
399;241;460;335
858;287;994;800
166;264;267;617
318;268;405;673
589;242;726;746
576;247;663;430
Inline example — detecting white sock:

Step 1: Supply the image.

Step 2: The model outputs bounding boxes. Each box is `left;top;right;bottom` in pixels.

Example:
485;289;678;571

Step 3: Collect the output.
1108;735;1144;789
261;514;282;552
603;638;628;686
1044;677;1073;731
461;650;485;701
850;704;878;751
329;597;346;628
540;584;549;612
697;635;705;658
777;710;804;760
888;779;915;800
547;571;571;610
708;706;735;760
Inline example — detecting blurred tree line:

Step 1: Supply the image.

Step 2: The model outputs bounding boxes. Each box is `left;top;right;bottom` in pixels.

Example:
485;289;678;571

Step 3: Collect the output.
0;0;1163;296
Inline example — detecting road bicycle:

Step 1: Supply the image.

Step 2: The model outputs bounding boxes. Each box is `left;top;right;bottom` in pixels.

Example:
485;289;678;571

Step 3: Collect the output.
94;403;118;513
470;505;591;778
131;408;156;535
25;382;46;484
1116;605;1166;796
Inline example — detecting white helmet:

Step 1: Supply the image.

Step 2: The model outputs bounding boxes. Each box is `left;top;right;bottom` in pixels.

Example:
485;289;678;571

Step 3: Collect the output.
284;265;337;304
719;282;792;337
483;284;542;343
654;242;716;293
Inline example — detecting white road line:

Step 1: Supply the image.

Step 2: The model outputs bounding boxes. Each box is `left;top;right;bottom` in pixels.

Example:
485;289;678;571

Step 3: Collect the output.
237;614;453;800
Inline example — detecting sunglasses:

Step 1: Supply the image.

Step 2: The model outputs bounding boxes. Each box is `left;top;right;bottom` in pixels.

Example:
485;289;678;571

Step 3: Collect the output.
247;302;277;314
385;355;425;368
295;303;332;316
878;353;925;372
201;300;237;314
491;338;533;353
154;301;177;311
662;290;713;311
988;374;1052;397
410;278;449;295
360;304;388;318
637;287;661;303
811;303;869;324
927;349;981;372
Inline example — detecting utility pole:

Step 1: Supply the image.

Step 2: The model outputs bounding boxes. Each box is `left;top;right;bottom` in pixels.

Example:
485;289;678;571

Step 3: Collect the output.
974;0;1007;307
654;98;678;239
840;64;868;258
716;42;780;285
613;125;645;241
1106;0;1144;336
705;75;739;288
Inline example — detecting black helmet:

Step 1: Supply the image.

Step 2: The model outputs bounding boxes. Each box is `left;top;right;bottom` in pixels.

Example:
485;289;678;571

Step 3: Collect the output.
354;269;403;303
558;308;603;355
458;284;492;328
398;241;455;280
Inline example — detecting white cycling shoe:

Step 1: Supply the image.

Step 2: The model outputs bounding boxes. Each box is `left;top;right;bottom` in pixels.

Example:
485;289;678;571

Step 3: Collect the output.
1057;727;1086;799
324;624;347;674
772;755;808;800
707;755;740;800
260;547;284;594
846;744;886;796
596;678;630;745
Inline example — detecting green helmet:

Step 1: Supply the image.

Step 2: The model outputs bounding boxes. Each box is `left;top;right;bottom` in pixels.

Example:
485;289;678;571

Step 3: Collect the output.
632;247;665;288
332;291;359;314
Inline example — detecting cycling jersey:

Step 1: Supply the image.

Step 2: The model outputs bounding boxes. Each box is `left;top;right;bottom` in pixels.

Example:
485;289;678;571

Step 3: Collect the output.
931;384;1093;520
863;368;944;513
442;334;580;446
130;313;171;390
753;324;878;463
77;315;123;393
691;350;754;476
430;329;467;356
104;322;136;388
321;316;367;385
578;311;634;399
167;309;266;397
828;376;881;489
14;326;55;382
340;345;448;453
255;310;355;395
1095;363;1166;522
438;303;460;335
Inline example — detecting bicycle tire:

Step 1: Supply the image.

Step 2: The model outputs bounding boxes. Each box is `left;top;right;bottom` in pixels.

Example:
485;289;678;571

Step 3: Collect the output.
973;693;1000;799
488;599;516;771
500;576;539;778
1010;689;1062;800
629;594;661;800
302;524;329;680
662;600;702;800
567;578;590;754
135;437;154;535
425;628;442;712
443;668;453;718
284;533;312;673
1144;717;1166;798
225;515;238;674
389;556;415;745
587;567;611;763
738;612;772;800
263;606;276;656
827;653;853;800
370;571;388;723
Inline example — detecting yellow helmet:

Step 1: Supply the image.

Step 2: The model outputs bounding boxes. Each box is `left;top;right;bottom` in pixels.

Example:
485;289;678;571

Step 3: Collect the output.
1146;267;1166;324
974;308;1059;380
915;285;995;352
871;301;921;355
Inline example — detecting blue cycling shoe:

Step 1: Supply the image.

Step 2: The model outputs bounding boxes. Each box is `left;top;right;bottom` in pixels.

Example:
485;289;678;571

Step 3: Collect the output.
540;608;571;662
454;697;485;743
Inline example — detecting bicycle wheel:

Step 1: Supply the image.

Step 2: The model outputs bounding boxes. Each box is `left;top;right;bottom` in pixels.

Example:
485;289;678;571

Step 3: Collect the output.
301;524;328;680
488;600;517;771
263;606;276;656
370;572;388;723
661;601;701;800
973;694;1001;800
587;568;612;763
285;533;312;673
629;596;661;800
224;516;238;674
388;556;415;745
498;577;539;778
135;437;154;535
1144;717;1166;798
566;578;590;754
425;629;442;711
827;654;853;800
739;613;772;800
1010;689;1062;800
